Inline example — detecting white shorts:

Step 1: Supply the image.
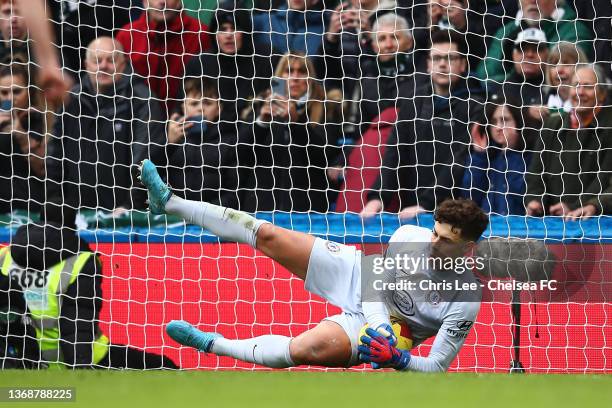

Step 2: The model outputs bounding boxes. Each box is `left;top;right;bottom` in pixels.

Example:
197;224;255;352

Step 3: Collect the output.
304;238;367;366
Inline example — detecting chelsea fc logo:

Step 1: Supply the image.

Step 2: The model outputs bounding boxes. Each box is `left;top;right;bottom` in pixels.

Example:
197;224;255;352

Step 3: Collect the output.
428;290;442;306
326;241;341;253
393;290;415;316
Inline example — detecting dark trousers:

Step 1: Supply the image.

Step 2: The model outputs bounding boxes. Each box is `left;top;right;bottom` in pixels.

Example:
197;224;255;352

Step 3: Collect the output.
97;344;177;369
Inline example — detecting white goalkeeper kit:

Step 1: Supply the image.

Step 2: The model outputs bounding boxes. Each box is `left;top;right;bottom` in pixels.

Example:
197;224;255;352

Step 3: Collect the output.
305;225;481;371
165;197;480;371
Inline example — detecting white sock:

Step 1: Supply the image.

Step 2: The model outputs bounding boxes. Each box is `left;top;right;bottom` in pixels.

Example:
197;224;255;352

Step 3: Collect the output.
211;335;295;369
165;196;268;248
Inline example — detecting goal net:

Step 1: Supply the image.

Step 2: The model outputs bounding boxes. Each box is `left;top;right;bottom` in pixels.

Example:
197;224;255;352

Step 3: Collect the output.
0;0;610;372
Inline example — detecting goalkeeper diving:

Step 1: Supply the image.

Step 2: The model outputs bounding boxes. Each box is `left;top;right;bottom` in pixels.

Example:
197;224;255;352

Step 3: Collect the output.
139;160;489;372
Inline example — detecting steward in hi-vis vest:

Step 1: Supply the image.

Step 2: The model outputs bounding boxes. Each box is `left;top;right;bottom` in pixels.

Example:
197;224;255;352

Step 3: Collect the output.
0;202;177;369
0;241;108;367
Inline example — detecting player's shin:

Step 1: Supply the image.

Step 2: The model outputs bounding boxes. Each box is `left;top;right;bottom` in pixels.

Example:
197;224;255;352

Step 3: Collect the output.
211;335;295;369
165;196;269;248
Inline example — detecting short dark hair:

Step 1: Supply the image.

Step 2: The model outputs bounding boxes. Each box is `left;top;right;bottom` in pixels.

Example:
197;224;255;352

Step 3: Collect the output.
430;30;467;57
183;77;219;100
434;199;489;242
0;60;41;108
484;93;527;150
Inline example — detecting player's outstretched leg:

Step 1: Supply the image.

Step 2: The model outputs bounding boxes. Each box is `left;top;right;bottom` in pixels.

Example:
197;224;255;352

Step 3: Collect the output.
138;159;267;247
138;159;315;279
167;320;294;368
166;320;352;369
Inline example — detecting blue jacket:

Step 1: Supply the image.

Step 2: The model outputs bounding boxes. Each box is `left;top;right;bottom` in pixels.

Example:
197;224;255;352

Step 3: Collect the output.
252;6;328;56
461;149;531;215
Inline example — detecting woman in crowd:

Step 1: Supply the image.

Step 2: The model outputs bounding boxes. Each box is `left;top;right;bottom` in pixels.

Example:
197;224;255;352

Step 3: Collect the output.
461;94;533;215
0;61;47;213
238;52;343;212
185;4;275;121
545;41;586;113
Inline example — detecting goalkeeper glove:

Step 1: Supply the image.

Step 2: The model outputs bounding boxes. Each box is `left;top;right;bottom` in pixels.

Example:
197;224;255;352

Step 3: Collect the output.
374;323;397;347
358;327;411;370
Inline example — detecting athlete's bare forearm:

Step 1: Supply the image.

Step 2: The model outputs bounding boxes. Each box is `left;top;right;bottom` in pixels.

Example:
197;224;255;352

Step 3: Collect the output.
17;0;70;106
18;0;55;63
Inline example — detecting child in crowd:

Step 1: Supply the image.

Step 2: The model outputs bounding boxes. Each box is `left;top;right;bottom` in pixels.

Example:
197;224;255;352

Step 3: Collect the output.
462;94;532;215
165;78;239;208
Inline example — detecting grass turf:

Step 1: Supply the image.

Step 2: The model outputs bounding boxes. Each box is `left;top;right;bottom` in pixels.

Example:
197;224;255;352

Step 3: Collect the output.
0;371;610;408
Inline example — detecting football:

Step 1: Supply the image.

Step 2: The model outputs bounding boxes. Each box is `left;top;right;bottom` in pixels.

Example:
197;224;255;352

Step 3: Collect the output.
358;317;413;351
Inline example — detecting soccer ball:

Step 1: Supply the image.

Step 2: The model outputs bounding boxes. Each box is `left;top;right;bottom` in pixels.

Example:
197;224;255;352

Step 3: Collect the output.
358;317;413;351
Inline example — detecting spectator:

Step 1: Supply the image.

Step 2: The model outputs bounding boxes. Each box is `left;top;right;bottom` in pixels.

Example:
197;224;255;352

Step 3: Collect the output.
0;0;30;63
356;13;424;128
545;41;586;113
461;94;532;215
321;0;399;95
0;62;46;214
331;13;424;213
239;52;342;212
186;4;275;121
525;64;612;219
477;0;593;84
47;0;133;77
252;0;329;58
0;200;177;368
115;0;210;115
362;30;484;219
165;78;239;208
499;28;548;123
414;0;486;73
46;37;166;212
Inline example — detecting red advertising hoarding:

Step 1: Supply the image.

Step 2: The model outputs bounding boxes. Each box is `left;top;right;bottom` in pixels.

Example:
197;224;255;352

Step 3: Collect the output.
91;243;612;372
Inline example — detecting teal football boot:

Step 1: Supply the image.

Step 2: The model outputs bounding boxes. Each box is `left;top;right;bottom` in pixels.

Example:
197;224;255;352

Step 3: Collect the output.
166;320;222;353
138;159;172;215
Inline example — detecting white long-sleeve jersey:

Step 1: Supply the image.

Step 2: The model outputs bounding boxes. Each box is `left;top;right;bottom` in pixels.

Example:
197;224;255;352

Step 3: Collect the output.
373;225;482;372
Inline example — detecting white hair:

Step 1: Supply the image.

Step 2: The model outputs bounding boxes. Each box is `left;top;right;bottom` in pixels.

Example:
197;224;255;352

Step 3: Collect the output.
372;13;412;39
85;36;125;62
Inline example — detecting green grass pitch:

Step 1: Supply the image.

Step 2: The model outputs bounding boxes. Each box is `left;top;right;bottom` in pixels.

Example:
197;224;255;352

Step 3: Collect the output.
0;371;610;408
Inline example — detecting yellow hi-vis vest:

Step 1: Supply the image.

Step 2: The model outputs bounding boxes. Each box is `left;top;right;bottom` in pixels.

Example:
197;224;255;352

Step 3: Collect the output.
0;246;109;366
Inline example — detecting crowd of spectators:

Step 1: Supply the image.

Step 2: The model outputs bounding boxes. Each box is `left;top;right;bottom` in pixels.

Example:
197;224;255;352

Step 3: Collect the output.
0;0;610;219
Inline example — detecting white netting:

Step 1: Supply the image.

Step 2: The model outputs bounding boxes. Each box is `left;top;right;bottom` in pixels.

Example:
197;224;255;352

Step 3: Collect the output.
0;0;610;372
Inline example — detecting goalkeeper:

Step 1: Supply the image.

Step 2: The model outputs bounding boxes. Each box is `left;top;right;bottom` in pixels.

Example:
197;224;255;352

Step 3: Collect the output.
140;160;488;371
